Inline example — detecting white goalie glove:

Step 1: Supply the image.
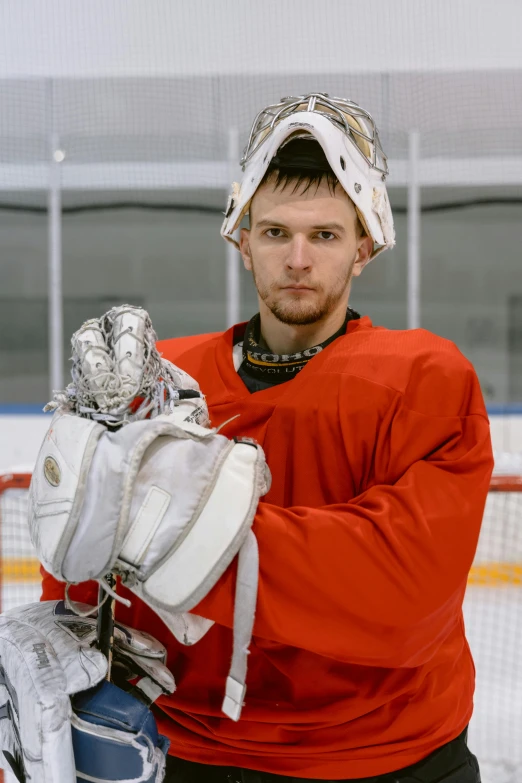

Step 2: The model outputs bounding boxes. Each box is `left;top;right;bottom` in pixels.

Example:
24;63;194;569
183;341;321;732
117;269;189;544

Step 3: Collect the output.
29;305;271;721
0;600;174;782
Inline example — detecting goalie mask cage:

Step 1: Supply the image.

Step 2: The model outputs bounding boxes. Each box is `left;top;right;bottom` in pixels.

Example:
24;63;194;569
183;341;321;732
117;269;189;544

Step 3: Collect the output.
0;467;521;783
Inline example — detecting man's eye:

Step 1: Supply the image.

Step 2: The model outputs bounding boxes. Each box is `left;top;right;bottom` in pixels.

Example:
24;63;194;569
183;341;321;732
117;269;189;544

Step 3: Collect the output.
317;231;335;241
266;228;284;238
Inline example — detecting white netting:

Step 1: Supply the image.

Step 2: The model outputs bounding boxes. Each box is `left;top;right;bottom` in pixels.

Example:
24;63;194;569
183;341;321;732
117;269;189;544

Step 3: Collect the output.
465;467;522;782
1;456;522;781
1;3;522;404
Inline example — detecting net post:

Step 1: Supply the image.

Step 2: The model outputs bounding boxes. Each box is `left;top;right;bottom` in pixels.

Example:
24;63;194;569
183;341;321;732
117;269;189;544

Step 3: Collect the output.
407;129;421;330
47;78;64;398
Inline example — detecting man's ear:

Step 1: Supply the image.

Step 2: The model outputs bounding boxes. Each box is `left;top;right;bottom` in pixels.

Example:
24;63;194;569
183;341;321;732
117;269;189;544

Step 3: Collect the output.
352;235;374;277
239;227;253;271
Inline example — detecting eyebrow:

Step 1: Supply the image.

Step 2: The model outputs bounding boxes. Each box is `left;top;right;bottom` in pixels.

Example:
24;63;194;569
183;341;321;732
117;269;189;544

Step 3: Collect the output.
255;219;346;234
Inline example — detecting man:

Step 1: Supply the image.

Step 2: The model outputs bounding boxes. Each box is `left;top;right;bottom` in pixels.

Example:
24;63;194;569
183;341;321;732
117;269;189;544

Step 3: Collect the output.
41;94;492;781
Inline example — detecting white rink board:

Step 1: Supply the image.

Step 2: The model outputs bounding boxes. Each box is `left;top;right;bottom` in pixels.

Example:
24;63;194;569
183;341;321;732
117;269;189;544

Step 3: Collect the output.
0;413;519;471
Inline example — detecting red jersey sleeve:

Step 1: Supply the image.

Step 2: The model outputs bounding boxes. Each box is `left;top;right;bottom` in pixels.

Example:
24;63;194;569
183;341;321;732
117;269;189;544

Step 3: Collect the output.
40;565;99;605
40;564;65;600
194;354;494;669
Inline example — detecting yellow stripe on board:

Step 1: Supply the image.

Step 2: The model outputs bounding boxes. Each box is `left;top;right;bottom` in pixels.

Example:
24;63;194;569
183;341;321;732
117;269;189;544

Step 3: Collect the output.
1;557;41;582
0;559;520;586
468;563;522;586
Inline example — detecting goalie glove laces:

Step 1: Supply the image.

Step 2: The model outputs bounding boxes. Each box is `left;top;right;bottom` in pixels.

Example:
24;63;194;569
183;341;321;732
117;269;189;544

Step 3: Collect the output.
45;304;206;428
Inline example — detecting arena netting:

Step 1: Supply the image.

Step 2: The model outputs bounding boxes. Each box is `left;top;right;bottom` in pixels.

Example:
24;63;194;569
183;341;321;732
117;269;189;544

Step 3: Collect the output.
0;460;521;783
1;2;522;405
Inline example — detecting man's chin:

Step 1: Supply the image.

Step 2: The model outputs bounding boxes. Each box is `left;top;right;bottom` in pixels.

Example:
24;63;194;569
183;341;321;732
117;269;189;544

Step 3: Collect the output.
269;302;326;326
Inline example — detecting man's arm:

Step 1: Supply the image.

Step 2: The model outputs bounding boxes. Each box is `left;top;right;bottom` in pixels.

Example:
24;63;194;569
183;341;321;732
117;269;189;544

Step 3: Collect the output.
42;346;494;671
194;372;493;668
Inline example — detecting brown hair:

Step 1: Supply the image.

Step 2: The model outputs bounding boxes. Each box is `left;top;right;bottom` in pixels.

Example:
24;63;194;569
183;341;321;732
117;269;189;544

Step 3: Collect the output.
255;137;365;237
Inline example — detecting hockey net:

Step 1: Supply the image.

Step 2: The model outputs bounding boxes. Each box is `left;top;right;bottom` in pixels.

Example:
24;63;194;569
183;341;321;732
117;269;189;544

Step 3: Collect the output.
0;465;521;782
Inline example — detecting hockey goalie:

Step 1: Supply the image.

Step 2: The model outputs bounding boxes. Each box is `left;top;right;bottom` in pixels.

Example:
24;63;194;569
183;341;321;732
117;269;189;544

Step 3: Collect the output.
1;94;493;783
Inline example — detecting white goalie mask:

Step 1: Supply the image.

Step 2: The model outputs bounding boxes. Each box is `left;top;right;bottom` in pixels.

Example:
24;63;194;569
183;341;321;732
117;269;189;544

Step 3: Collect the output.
221;93;395;260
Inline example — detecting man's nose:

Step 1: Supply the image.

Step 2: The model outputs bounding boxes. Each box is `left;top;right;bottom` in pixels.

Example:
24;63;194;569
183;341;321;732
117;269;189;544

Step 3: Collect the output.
286;235;312;271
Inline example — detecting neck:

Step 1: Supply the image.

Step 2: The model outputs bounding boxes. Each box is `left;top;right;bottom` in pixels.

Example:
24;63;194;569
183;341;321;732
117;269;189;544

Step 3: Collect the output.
258;297;350;355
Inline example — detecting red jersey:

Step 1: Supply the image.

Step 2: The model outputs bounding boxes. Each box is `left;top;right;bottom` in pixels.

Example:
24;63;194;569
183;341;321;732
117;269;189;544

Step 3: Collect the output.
41;316;493;779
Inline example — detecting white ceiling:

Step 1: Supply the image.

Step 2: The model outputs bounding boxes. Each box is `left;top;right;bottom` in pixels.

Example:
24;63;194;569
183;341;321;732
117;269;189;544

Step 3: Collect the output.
0;0;521;78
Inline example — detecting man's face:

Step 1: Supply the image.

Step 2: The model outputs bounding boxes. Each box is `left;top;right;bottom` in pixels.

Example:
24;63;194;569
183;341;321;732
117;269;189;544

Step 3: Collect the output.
239;177;373;327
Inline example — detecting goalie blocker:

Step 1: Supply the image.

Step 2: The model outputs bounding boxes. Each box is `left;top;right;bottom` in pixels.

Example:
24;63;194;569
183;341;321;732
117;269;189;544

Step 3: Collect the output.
0;600;173;782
